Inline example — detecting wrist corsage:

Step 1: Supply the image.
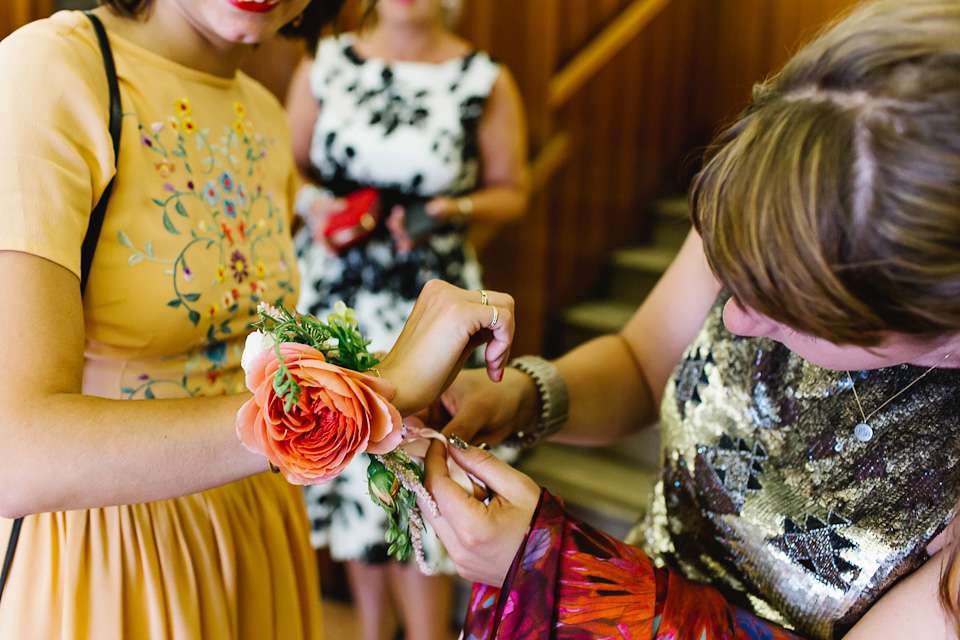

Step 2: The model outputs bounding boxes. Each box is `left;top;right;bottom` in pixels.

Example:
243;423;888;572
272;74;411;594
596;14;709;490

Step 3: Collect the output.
237;301;442;571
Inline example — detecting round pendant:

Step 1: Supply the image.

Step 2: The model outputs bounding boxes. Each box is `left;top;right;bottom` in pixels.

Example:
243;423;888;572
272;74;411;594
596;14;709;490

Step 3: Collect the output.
853;422;874;442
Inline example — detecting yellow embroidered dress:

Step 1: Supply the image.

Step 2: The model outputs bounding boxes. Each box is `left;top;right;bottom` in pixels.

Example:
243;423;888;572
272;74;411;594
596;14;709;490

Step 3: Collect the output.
0;12;320;639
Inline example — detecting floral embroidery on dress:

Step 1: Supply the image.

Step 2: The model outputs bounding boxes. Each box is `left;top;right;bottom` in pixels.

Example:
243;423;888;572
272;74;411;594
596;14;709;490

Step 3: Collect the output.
117;97;295;399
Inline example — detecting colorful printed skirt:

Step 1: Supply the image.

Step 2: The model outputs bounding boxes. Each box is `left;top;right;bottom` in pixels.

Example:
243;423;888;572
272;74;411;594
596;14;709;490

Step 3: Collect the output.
463;490;803;640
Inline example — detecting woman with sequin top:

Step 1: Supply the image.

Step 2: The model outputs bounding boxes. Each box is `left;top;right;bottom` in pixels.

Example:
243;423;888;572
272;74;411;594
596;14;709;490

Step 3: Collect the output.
420;1;960;638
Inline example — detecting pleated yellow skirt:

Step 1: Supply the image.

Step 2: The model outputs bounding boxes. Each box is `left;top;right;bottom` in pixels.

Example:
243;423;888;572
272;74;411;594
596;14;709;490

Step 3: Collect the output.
0;472;322;639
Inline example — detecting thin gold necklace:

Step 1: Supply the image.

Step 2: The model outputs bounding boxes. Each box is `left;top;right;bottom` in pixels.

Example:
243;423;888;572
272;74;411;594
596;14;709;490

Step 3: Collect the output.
846;353;950;442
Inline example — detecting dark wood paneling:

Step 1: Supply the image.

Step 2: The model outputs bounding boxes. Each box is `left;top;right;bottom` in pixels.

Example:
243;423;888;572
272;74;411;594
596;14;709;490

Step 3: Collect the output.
2;0;52;39
557;0;634;67
696;0;857;139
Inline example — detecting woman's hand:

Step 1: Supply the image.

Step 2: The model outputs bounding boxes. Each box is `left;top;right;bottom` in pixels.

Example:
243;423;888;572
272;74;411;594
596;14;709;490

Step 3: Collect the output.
294;184;346;247
386;204;416;252
376;280;514;416
385;197;460;253
426;367;540;447
422;437;541;586
308;197;347;247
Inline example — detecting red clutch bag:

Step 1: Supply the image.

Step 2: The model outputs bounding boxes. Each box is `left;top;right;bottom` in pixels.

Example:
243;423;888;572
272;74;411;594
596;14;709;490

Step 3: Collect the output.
323;188;383;251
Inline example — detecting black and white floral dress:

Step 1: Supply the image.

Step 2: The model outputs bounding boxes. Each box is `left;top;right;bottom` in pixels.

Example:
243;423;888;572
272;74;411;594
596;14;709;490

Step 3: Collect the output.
295;34;500;564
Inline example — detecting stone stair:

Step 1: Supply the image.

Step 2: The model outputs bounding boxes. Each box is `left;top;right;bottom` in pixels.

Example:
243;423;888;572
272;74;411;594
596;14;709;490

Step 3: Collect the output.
515;196;690;533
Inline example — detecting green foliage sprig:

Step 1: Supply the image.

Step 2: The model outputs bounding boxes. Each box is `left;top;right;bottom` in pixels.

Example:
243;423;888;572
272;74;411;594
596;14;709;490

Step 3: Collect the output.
254;300;380;412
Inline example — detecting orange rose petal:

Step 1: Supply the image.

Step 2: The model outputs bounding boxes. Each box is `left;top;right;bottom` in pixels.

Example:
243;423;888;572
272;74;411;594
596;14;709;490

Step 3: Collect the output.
297;364;357;397
237;340;405;485
236;398;265;454
357;384;402;449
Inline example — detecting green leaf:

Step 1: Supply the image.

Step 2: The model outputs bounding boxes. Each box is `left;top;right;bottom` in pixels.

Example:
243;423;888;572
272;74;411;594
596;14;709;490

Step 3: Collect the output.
128;253;144;266
183;293;201;302
167;299;182;308
175;200;189;217
162;211;180;235
117;229;133;248
188;309;200;325
143;239;153;258
152;197;166;207
144;387;155;399
171;148;186;157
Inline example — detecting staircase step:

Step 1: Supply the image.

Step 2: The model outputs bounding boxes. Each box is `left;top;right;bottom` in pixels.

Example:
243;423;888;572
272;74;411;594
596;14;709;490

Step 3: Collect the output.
558;299;637;351
648;196;691;249
595;424;662;469
517;441;659;537
608;245;676;304
652;195;689;220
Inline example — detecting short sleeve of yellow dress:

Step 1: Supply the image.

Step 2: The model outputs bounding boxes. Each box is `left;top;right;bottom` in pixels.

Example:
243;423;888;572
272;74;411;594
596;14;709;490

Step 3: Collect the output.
0;12;319;640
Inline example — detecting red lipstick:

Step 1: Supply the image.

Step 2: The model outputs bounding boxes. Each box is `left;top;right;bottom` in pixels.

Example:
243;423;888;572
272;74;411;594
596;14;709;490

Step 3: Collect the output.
229;0;280;13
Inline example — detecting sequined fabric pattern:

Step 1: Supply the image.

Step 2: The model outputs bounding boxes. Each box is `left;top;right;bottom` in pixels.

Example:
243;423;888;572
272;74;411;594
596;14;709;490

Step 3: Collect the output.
638;295;960;639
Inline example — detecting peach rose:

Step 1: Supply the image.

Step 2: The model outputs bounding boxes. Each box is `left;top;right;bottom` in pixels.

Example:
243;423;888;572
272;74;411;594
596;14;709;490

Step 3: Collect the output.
237;341;402;485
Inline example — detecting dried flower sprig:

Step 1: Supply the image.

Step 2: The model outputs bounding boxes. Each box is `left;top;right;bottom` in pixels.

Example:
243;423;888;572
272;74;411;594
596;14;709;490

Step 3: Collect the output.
369;447;440;575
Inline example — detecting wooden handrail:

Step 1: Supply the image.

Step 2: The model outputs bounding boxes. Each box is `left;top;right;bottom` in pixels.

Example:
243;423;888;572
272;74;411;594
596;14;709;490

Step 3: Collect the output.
529;132;571;194
548;0;672;109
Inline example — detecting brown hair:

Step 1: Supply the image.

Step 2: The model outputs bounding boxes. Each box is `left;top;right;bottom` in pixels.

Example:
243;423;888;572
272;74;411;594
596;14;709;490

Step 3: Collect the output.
690;0;960;348
97;0;347;51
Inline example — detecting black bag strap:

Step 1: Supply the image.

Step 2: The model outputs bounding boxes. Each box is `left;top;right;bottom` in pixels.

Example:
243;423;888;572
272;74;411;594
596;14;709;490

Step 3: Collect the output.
80;10;122;295
0;9;122;605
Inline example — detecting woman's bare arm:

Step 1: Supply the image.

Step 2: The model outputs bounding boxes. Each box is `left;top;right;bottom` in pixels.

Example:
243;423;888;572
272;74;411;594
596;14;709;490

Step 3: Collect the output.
441;230;721;447
0;251;267;518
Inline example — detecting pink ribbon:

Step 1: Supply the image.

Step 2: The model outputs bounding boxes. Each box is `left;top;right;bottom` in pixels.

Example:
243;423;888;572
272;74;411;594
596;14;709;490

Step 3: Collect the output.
399;419;482;496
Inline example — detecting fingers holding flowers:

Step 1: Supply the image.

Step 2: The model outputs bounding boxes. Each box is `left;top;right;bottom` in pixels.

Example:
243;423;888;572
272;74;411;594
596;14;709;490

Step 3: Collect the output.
421;437;540;586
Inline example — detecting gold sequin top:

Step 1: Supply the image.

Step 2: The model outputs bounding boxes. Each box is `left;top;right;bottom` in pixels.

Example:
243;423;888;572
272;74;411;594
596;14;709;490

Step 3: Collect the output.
636;295;960;639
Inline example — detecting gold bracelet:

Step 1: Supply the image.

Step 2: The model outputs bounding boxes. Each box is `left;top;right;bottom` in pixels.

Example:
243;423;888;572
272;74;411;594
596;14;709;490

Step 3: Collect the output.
456;197;473;220
364;368;382;378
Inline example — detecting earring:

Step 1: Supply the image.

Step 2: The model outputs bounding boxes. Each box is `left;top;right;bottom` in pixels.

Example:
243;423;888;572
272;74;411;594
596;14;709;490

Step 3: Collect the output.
290;12;304;28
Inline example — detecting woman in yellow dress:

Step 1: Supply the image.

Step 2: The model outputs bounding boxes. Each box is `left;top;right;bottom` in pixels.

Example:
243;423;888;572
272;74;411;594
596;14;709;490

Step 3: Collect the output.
0;1;514;638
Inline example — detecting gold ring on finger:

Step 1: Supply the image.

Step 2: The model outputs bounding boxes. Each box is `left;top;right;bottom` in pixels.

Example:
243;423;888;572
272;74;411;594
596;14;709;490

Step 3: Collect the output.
488;305;499;329
479;290;488;306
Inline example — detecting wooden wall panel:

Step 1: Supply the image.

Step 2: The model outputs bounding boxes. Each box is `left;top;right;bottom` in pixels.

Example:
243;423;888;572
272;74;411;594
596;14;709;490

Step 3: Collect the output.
461;0;560;355
696;0;858;140
2;0;52;39
556;0;634;67
540;0;699;323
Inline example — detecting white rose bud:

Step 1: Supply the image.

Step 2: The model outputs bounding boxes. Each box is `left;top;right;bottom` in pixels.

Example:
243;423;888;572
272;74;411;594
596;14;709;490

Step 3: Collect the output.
241;330;276;375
